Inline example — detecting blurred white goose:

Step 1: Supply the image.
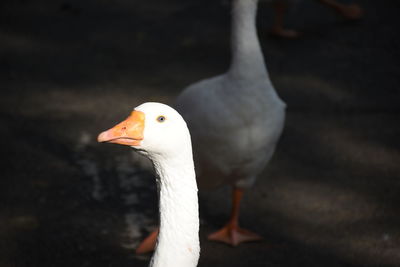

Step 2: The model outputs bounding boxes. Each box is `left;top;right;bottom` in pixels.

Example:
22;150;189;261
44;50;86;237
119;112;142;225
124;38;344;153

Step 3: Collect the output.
135;0;286;252
175;0;286;245
98;102;200;267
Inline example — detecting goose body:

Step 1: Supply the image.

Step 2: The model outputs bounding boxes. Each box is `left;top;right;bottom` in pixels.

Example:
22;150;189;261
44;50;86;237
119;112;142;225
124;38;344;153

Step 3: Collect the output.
176;0;285;189
176;62;285;190
175;0;286;244
98;103;200;267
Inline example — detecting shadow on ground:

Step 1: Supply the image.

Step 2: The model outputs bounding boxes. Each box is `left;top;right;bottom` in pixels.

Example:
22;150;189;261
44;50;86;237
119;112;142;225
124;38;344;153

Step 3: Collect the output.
0;0;399;266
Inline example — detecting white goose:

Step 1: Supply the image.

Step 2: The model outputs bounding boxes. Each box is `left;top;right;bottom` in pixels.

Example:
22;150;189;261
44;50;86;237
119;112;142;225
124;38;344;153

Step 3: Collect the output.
98;102;200;267
175;0;286;245
136;0;286;252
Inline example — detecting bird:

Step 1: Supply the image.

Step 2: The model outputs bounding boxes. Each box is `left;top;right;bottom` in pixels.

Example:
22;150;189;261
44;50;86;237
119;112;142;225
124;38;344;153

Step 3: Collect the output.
98;102;200;267
176;0;286;246
135;0;286;252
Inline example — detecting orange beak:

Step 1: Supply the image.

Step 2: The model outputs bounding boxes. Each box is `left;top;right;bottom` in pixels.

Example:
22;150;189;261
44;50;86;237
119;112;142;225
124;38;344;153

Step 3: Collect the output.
97;110;145;146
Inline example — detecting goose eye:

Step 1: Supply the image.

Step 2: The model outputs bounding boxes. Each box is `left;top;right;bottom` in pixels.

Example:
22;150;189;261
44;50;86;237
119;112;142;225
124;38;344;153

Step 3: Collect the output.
157;115;166;123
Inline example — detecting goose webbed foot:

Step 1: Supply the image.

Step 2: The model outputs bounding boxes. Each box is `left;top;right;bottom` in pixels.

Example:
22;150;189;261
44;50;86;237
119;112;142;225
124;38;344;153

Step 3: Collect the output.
208;221;262;246
135;228;159;254
270;0;302;39
269;27;302;39
207;187;262;246
318;0;363;20
336;4;363;20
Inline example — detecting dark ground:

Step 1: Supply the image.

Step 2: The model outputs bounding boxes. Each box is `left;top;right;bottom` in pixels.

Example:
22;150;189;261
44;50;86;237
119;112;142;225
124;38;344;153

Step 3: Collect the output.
1;0;399;266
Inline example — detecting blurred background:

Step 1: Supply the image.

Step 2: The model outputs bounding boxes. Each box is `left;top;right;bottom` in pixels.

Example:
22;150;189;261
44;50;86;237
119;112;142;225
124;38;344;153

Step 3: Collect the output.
1;0;399;266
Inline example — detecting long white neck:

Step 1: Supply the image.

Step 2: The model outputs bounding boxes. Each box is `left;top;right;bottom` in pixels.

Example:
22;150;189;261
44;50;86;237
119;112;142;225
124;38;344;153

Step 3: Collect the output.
149;150;200;267
228;0;268;80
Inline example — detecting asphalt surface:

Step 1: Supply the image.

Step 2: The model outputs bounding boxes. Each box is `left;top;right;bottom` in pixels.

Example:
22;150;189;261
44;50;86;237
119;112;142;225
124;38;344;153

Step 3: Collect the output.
1;0;399;266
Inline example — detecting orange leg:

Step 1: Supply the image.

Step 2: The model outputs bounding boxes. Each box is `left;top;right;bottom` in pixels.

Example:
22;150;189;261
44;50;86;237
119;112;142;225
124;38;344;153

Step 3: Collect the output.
270;0;302;39
135;228;158;254
317;0;363;20
208;187;262;246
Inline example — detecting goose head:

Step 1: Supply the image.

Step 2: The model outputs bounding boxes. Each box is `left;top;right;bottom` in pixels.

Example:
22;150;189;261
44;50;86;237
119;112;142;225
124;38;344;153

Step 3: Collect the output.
98;103;199;267
97;102;192;158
